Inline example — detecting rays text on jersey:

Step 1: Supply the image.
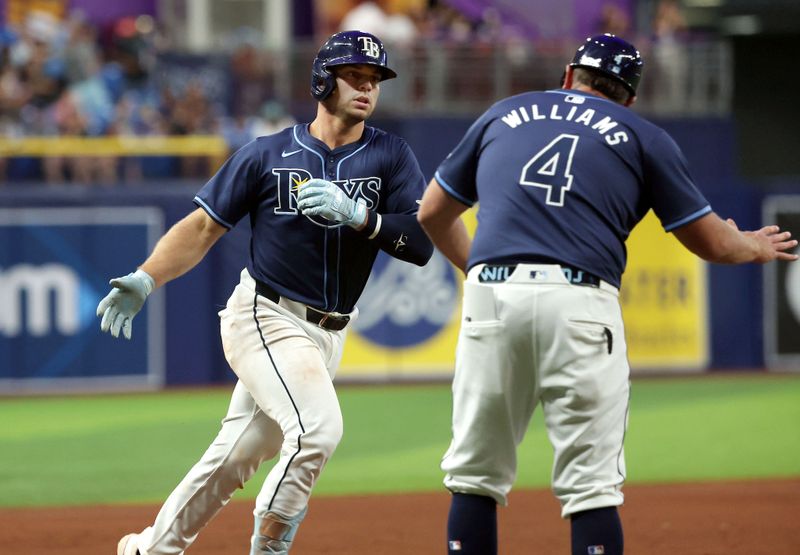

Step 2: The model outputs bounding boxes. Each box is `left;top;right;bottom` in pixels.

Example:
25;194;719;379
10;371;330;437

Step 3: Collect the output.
272;167;383;222
501;103;629;146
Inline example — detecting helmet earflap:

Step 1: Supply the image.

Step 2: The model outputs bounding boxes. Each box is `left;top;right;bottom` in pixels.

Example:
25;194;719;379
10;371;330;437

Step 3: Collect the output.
311;56;336;101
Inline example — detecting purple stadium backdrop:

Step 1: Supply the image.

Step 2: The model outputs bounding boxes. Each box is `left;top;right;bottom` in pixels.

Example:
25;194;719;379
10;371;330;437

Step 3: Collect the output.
443;0;635;39
68;0;157;26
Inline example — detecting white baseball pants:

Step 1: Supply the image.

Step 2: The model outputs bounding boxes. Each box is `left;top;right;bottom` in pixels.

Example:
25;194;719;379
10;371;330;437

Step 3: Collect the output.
442;263;630;517
135;269;348;554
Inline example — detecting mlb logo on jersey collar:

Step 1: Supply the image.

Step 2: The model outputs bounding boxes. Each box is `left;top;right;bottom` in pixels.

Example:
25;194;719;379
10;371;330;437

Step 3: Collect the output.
564;94;586;104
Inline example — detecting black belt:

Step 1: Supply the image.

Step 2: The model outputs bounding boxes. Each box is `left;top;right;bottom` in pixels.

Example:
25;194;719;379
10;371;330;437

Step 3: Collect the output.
254;279;350;331
478;263;603;287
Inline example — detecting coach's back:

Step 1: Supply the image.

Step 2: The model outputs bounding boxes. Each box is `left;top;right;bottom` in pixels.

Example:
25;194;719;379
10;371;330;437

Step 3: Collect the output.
434;88;710;288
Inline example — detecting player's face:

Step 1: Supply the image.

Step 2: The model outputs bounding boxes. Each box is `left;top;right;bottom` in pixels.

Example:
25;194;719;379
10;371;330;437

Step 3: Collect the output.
331;64;382;121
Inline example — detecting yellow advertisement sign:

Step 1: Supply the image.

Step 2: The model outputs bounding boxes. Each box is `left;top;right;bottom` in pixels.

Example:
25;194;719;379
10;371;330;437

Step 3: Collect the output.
337;251;463;379
338;208;707;379
620;211;708;370
338;210;477;379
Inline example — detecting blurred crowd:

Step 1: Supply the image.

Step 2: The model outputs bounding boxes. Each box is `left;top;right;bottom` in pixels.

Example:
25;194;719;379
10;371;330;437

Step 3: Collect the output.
0;0;694;185
0;9;295;183
593;0;690;113
326;0;516;47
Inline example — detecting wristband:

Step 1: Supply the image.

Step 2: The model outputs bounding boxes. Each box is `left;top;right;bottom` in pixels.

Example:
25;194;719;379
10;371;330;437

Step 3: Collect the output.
362;210;383;239
368;213;382;239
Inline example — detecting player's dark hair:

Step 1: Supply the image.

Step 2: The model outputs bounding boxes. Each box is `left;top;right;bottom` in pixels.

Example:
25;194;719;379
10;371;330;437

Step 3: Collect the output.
572;67;632;104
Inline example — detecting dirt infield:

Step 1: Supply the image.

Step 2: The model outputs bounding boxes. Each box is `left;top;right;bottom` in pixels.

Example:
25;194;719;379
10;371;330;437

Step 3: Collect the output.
1;478;797;554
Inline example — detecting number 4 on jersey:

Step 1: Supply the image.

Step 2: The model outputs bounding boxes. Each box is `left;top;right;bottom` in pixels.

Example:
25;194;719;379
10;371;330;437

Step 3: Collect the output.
519;134;579;207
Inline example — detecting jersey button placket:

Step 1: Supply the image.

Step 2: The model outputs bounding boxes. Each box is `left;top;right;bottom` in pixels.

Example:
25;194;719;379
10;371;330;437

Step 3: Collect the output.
327;157;335;179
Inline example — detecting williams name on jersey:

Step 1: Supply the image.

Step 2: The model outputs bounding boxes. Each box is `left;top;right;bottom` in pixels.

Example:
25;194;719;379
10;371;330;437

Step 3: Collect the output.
500;93;629;146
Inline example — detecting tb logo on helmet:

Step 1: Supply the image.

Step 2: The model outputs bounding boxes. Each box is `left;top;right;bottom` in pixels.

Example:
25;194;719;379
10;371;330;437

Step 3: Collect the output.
358;36;380;58
310;31;397;101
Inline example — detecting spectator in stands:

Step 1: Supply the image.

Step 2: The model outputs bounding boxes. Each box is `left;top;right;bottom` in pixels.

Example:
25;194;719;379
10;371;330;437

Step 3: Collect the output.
422;3;474;43
15;16;66;113
339;0;419;109
0;31;19;181
597;3;631;37
340;0;419;46
228;33;277;121
62;10;101;84
104;16;172;182
44;87;117;184
650;0;689;113
340;1;387;36
250;100;296;138
0;28;26;133
219;100;296;155
218;113;253;155
165;80;217;178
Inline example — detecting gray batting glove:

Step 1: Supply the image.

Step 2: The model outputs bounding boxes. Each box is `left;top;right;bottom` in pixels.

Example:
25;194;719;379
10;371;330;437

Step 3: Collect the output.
296;178;367;227
96;269;155;340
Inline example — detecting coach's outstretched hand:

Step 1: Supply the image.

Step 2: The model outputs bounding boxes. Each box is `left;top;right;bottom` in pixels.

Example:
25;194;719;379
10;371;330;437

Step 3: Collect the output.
96;269;155;340
725;218;799;263
297;178;367;228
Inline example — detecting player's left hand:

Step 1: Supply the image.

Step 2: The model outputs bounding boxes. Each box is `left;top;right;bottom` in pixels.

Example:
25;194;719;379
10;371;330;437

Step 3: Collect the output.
96;270;155;339
296;178;367;228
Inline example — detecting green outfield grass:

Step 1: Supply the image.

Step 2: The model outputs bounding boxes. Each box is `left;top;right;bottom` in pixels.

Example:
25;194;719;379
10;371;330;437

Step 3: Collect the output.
0;374;798;508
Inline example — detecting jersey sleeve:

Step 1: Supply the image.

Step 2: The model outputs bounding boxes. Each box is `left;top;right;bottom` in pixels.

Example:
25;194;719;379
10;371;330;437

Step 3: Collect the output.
643;130;712;232
193;139;264;229
383;139;427;214
433;110;493;207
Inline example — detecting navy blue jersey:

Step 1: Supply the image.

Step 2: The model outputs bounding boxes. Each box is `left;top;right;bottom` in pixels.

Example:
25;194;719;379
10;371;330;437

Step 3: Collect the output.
435;89;711;287
195;123;426;312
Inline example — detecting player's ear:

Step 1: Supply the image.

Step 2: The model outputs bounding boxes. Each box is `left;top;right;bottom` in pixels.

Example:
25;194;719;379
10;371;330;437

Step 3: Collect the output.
624;94;636;108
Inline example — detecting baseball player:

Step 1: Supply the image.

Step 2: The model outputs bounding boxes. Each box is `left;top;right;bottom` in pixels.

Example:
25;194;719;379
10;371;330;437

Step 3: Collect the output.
417;34;798;555
97;30;433;555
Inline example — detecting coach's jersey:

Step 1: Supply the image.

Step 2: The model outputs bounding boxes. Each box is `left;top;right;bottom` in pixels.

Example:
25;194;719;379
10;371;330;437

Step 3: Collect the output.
195;123;425;313
435;89;711;287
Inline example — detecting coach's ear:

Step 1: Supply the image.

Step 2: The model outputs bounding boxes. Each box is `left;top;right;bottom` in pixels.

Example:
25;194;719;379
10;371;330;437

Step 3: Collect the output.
562;65;574;89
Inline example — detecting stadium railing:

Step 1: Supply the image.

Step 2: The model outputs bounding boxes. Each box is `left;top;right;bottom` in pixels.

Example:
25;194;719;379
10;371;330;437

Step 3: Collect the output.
0;136;228;175
284;37;733;117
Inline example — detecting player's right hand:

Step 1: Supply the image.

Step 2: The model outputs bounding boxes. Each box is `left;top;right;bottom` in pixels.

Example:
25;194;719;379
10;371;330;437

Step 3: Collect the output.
296;178;367;228
96;269;155;340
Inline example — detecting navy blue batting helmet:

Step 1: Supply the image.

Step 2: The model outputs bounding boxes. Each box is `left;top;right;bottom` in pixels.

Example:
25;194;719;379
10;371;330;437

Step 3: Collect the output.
569;34;643;96
310;30;397;101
